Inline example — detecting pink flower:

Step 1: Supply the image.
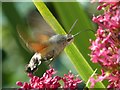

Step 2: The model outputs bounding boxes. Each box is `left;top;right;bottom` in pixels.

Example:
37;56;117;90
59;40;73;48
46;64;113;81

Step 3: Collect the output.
16;68;61;89
62;71;82;89
92;1;120;29
107;71;120;88
16;68;82;89
90;1;120;88
90;70;120;88
90;69;109;88
99;0;119;3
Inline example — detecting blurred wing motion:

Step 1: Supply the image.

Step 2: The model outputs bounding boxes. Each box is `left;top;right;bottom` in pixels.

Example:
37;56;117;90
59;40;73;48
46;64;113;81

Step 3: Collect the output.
17;10;56;73
17;10;55;53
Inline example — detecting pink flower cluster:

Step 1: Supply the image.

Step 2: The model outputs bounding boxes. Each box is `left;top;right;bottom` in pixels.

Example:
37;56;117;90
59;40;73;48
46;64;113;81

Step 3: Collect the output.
62;71;82;89
16;68;82;89
89;1;120;88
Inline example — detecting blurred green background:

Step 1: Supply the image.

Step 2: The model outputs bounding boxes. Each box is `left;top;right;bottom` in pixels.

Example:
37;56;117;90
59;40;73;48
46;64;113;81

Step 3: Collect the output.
1;1;102;88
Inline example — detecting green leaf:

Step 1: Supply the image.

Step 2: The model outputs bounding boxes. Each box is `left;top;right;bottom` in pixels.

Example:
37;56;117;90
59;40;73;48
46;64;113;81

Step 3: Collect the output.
52;2;102;72
33;0;105;88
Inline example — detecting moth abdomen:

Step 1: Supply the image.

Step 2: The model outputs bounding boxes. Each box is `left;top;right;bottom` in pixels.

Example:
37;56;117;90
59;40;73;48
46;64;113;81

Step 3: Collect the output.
25;53;42;73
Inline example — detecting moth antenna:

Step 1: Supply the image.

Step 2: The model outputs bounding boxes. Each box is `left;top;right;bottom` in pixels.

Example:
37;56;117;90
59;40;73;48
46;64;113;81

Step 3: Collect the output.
68;19;78;34
73;31;81;37
73;28;95;37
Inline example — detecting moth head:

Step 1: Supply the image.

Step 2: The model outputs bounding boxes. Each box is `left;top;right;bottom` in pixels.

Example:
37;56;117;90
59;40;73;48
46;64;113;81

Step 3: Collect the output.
65;34;74;44
65;19;78;44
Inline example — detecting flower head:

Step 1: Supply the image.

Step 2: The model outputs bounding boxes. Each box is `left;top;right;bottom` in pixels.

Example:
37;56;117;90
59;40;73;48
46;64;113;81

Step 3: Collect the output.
90;1;120;88
17;68;61;89
16;68;82;89
62;71;82;89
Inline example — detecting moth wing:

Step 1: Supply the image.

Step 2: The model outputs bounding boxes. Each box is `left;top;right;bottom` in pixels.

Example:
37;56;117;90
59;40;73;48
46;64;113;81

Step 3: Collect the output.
27;10;56;38
17;25;50;53
17;10;55;52
28;41;50;53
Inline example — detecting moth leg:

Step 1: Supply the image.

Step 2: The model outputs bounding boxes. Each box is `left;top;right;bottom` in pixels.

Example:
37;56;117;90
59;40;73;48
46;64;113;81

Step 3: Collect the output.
41;57;54;65
42;50;55;65
47;58;54;65
41;57;49;62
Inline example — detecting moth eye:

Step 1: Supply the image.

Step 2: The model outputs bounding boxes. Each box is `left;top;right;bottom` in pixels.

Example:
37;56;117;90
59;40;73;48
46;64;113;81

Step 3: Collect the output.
67;38;72;42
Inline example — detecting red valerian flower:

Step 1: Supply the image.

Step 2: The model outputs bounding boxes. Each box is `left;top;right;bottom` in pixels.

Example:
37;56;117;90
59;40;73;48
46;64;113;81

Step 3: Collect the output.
16;68;61;89
62;71;82;90
92;1;120;29
90;70;120;88
89;0;120;88
89;69;109;88
16;68;82;89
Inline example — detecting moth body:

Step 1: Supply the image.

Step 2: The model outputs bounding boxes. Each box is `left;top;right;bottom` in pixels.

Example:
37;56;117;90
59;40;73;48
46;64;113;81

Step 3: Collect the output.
26;34;74;73
18;11;78;73
46;34;74;58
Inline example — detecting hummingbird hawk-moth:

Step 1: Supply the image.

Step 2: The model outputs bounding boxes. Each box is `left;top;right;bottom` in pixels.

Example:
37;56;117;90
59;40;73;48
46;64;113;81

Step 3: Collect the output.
18;11;80;73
